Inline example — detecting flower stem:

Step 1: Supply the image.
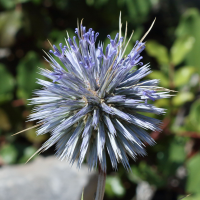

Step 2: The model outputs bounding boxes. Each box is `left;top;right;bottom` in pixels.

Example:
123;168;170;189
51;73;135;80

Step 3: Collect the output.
95;166;106;200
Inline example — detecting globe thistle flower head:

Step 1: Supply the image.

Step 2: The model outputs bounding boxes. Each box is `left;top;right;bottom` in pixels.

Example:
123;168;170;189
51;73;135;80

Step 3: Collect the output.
29;18;172;173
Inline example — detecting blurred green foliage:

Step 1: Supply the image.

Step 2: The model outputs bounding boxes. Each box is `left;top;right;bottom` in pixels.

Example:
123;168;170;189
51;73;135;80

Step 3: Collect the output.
0;0;200;199
105;176;125;198
17;51;43;99
0;64;14;101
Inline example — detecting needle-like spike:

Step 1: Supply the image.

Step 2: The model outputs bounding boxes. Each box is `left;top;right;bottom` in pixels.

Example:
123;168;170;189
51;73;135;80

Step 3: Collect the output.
121;30;134;57
11;123;43;136
139;17;156;43
25;148;43;164
119;11;122;39
47;39;54;50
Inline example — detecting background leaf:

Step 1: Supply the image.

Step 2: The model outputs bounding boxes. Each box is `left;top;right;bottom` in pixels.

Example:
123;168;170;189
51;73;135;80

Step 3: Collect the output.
170;35;195;66
174;66;196;87
105;176;125;198
0;64;15;102
0;10;22;47
186;153;200;194
172;92;194;106
16;51;43;99
0;144;18;164
176;8;200;73
147;70;169;87
146;40;169;65
187;100;200;132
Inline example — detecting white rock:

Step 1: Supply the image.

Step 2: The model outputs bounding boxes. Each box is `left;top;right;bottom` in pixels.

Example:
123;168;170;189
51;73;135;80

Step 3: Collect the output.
0;156;97;200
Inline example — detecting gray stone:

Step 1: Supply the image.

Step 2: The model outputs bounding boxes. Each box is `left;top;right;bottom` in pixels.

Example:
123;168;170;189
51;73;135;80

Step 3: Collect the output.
0;156;98;200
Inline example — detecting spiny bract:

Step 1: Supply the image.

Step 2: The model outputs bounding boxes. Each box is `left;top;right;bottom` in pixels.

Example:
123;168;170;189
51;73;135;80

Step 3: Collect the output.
29;19;171;172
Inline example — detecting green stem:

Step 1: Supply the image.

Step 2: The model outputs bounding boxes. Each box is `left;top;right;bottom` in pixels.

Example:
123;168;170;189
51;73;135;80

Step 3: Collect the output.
95;167;106;200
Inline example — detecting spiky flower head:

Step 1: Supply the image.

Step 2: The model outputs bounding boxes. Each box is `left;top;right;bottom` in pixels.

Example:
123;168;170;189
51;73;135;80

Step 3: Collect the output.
29;17;171;172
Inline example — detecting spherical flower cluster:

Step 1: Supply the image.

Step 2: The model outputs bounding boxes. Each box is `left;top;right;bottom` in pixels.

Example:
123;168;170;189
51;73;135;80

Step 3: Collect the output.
29;20;171;172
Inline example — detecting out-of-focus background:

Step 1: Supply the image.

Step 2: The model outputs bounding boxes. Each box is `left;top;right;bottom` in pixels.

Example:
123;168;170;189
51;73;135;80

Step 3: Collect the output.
0;0;200;199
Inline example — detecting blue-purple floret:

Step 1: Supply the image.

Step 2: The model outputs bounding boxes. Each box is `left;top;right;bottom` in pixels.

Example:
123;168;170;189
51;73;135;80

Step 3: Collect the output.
29;24;171;172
